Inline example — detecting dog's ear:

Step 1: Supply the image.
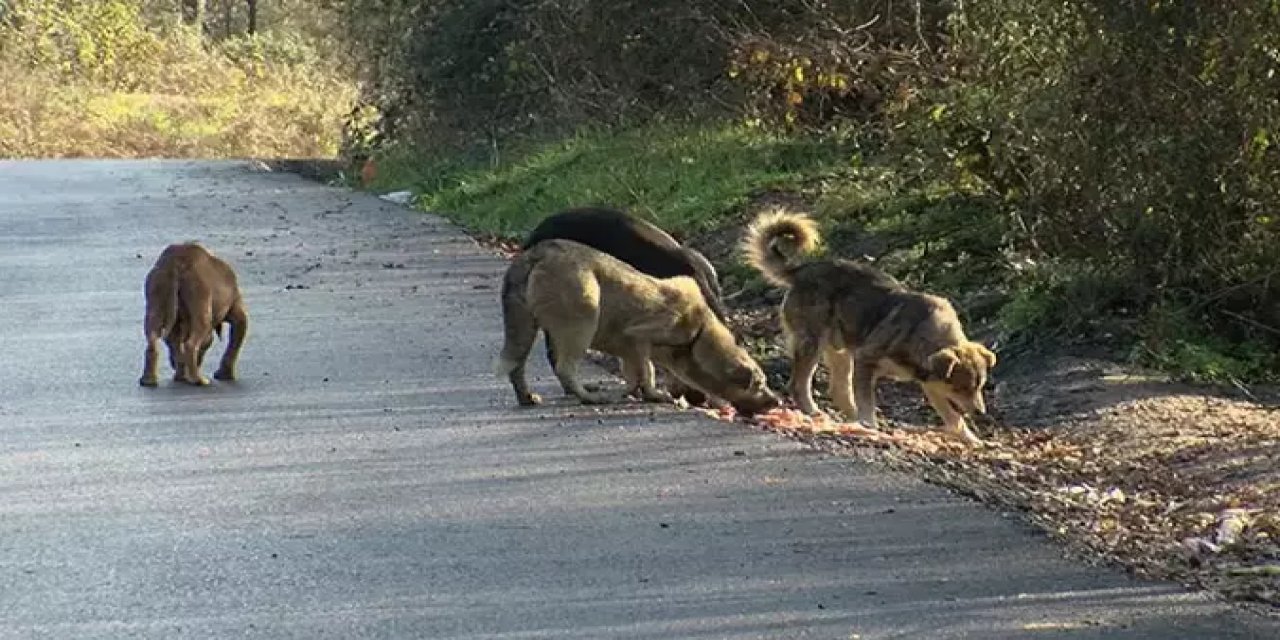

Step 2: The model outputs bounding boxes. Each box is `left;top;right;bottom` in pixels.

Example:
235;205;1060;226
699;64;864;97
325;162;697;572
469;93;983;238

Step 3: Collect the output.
975;343;997;369
927;348;960;381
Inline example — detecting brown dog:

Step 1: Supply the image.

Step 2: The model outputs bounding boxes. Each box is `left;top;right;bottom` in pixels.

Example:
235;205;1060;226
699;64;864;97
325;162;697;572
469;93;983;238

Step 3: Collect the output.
139;243;249;387
521;206;726;406
743;209;997;443
495;239;778;415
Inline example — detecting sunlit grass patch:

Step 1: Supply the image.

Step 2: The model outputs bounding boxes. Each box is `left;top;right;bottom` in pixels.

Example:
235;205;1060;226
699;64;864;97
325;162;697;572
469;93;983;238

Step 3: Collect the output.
370;123;850;238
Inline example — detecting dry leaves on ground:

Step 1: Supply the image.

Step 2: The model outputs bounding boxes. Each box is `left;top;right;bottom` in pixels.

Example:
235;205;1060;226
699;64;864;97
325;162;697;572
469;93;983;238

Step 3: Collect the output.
696;374;1280;611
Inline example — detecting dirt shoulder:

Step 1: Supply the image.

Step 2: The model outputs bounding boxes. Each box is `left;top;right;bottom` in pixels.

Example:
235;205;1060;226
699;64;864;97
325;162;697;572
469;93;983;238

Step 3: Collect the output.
732;304;1280;613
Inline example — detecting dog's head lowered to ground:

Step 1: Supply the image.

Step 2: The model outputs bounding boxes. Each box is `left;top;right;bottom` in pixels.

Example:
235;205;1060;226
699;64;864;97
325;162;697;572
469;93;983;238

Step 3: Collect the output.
922;342;998;419
646;310;779;416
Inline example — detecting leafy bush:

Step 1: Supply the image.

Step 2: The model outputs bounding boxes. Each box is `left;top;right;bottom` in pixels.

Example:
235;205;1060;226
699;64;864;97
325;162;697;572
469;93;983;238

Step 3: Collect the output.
219;31;325;75
919;0;1280;379
340;1;950;142
349;0;1280;380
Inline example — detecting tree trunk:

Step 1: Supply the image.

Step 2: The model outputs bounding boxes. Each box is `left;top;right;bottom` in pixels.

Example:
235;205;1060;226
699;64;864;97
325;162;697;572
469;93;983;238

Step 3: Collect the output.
246;0;258;35
183;0;206;31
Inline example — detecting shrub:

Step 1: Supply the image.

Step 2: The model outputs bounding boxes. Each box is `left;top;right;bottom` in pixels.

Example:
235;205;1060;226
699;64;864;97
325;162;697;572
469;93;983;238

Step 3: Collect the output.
348;0;1280;379
919;0;1280;376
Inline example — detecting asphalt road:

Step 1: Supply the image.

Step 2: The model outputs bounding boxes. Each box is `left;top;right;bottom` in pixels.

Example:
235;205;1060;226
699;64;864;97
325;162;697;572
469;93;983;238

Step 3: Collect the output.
0;160;1274;639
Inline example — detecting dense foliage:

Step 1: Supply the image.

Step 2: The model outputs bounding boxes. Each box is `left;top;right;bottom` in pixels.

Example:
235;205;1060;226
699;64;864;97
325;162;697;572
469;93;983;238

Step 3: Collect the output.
347;0;1280;380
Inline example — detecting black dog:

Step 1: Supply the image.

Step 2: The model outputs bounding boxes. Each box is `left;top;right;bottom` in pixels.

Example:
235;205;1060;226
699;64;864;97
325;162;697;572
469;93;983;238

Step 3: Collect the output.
522;207;727;319
522;207;727;404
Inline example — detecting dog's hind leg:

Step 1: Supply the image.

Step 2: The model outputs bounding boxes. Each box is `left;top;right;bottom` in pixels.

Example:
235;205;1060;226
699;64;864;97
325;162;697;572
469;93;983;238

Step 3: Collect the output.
165;331;186;382
494;303;543;407
214;301;249;381
543;337;608;392
497;347;542;407
823;346;856;418
139;327;164;387
543;335;558;370
197;335;213;371
140;312;167;387
140;270;176;387
495;259;548;406
542;335;605;392
177;291;213;386
179;335;212;386
165;322;182;373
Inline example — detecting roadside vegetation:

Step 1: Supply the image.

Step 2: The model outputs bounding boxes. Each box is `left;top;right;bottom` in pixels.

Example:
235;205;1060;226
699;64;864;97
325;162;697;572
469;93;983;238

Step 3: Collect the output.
4;0;1275;611
0;0;354;158
347;0;1280;608
349;0;1280;387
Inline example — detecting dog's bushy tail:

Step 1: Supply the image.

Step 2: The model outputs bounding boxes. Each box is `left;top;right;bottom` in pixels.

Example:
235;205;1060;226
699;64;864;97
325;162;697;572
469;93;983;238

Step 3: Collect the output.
742;207;821;287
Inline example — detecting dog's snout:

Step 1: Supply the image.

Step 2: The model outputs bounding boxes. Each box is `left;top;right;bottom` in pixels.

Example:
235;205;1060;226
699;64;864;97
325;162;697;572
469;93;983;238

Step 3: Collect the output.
734;390;780;417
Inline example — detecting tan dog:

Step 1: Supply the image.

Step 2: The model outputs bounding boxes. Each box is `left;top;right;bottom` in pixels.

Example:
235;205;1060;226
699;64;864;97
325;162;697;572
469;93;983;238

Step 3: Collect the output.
495;239;778;415
744;209;997;443
139;243;249;387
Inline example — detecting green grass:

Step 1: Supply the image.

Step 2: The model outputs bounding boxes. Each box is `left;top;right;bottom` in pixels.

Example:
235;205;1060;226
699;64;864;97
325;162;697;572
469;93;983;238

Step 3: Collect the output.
369;123;852;238
369;119;1014;303
1132;302;1280;385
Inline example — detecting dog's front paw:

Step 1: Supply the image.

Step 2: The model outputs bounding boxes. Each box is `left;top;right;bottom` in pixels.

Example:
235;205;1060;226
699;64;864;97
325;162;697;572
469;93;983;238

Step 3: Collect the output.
629;387;674;404
213;368;236;381
666;380;708;406
184;375;212;387
944;423;984;446
139;376;159;388
643;389;676;404
793;398;826;416
516;392;543;406
832;403;858;420
578;391;619;405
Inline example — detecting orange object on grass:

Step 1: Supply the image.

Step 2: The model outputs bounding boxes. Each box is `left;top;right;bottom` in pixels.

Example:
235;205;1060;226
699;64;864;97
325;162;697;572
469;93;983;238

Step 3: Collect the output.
360;158;377;186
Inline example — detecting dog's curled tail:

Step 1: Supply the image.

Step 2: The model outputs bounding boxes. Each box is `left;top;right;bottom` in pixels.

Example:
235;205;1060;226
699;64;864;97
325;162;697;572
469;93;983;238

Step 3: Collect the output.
742;208;821;287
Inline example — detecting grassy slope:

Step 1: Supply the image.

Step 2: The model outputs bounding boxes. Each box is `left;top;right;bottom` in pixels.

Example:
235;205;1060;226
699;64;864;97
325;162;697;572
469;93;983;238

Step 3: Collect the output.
368;125;852;238
370;122;1018;344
